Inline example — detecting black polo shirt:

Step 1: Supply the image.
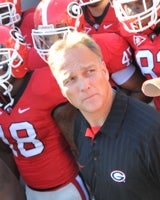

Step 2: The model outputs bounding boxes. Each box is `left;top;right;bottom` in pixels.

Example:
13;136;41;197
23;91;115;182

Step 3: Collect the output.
74;91;160;200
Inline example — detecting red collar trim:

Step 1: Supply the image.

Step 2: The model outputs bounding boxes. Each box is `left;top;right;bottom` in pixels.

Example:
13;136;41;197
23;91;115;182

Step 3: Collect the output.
85;126;101;139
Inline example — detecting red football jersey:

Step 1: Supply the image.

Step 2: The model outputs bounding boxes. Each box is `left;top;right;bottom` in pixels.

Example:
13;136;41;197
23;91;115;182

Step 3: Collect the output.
82;3;120;35
20;7;48;70
0;67;78;189
20;7;35;47
92;32;134;85
120;25;160;110
27;47;47;70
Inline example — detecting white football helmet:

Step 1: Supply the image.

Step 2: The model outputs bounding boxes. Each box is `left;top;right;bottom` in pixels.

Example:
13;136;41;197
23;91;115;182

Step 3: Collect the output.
112;0;160;33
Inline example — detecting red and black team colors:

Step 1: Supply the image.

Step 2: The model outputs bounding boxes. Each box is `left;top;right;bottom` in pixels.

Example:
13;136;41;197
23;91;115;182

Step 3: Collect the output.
48;31;160;200
0;25;90;200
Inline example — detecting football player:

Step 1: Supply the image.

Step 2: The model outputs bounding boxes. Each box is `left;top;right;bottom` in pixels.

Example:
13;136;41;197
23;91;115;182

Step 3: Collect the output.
0;0;42;72
0;24;90;200
31;0;83;63
31;0;150;102
79;0;120;34
0;0;34;46
91;32;150;102
73;0;150;102
111;0;160;110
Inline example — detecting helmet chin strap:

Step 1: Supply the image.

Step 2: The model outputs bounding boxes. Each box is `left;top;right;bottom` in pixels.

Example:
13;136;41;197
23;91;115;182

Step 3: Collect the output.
0;81;14;113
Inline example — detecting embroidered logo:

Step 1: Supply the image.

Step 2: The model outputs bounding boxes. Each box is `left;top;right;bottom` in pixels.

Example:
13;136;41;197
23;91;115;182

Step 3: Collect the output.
103;24;112;30
18;107;30;114
110;170;126;182
83;27;92;34
133;35;146;46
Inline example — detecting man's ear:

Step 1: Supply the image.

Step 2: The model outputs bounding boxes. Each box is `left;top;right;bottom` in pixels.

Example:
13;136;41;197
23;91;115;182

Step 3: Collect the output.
101;60;109;80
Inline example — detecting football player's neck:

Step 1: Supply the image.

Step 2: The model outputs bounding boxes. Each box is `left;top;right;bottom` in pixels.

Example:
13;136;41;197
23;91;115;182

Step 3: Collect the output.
87;0;109;17
10;77;26;97
149;22;160;35
154;22;160;31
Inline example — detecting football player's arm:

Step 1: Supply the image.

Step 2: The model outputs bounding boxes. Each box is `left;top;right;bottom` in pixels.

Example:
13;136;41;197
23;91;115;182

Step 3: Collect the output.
111;64;152;103
52;102;78;156
94;33;151;102
0;158;26;200
0;140;20;179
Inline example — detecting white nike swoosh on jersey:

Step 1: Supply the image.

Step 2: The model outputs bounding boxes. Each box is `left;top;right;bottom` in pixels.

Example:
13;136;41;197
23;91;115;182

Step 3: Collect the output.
103;24;113;29
18;107;30;114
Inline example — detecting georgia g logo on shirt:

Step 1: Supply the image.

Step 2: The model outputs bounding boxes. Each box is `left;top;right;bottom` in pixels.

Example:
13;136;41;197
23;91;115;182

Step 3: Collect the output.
110;170;126;183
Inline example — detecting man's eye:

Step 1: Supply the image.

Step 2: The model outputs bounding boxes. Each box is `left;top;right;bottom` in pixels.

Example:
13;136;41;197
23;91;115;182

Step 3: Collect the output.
0;64;8;71
87;69;95;74
65;76;77;85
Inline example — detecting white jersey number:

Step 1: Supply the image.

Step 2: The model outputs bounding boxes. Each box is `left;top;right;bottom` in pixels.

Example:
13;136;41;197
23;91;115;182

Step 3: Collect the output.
122;47;132;67
135;50;160;78
0;122;44;157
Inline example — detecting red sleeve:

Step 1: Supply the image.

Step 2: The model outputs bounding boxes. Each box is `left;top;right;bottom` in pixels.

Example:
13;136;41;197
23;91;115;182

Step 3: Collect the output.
27;47;47;70
30;67;67;107
92;33;133;73
20;7;35;46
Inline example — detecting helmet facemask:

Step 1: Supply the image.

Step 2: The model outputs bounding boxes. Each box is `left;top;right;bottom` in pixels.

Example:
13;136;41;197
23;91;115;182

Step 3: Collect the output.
0;2;21;27
112;0;160;33
32;24;76;63
32;0;83;63
0;46;23;112
78;0;101;6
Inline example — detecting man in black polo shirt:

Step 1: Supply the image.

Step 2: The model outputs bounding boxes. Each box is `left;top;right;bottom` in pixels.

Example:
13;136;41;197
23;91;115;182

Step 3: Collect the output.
48;31;160;200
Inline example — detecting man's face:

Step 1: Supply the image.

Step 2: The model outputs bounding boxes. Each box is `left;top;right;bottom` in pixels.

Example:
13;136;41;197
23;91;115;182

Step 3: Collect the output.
52;44;111;115
39;34;61;50
35;24;71;51
123;0;153;16
120;0;154;31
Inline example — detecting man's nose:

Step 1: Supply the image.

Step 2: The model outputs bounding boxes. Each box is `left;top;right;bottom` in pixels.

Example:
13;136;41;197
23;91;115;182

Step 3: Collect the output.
79;77;90;91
